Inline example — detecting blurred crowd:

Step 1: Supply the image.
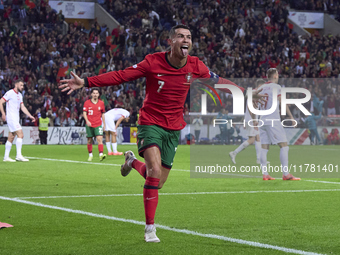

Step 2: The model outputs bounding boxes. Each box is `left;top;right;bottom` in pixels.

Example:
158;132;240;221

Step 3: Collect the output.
288;0;340;14
1;0;340;129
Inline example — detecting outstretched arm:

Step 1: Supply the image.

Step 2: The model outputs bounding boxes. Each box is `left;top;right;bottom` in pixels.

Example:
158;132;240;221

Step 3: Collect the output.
315;113;322;120
59;59;149;95
59;72;85;95
197;69;267;106
216;78;267;106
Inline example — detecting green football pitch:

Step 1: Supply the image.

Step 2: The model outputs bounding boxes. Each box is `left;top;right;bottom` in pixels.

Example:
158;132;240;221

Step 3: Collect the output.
1;144;339;255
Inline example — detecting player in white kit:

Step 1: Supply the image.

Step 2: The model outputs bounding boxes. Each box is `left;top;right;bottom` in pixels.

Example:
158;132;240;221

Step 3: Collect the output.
104;108;130;155
258;68;300;180
229;79;265;165
0;80;35;162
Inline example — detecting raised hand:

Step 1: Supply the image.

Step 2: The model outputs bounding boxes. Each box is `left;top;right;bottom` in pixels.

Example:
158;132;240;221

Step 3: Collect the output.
59;72;85;95
252;88;267;105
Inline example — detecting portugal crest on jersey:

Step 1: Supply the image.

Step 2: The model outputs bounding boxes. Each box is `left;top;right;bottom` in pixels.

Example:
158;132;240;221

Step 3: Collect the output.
185;73;192;85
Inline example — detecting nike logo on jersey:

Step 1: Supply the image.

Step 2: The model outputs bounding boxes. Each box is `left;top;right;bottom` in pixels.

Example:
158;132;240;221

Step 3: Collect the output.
157;74;165;77
146;197;156;200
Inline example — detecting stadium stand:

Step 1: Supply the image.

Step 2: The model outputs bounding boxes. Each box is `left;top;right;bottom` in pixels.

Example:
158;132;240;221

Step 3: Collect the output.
0;0;340;129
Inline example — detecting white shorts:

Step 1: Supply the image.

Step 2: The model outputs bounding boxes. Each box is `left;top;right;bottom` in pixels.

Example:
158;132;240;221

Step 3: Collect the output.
246;125;259;137
260;124;287;145
104;118;116;132
7;120;22;133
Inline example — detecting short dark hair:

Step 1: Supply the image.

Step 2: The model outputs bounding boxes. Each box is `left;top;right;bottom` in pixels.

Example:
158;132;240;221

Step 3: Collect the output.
255;79;266;87
169;24;191;38
266;68;278;79
91;88;100;95
41;110;47;118
14;79;24;85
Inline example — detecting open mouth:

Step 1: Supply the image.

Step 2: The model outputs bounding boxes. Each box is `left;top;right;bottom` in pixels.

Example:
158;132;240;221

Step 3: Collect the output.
181;45;189;56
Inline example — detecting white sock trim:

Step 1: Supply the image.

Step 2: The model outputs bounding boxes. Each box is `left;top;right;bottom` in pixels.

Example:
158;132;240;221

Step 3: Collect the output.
280;146;289;175
16;138;23;157
4;141;12;159
255;141;261;161
260;149;269;175
112;142;118;153
106;142;112;153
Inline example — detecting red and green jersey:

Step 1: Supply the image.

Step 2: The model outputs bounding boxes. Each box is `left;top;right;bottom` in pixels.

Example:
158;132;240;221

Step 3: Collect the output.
83;99;105;128
87;52;244;131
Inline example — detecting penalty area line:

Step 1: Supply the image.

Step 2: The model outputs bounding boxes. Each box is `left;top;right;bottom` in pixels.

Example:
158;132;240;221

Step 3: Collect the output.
0;196;324;255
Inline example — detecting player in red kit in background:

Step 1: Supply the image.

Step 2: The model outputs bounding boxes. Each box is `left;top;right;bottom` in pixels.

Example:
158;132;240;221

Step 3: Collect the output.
83;88;106;162
60;25;265;242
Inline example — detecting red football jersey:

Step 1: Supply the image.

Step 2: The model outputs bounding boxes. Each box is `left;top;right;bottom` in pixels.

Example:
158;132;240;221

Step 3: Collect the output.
88;52;244;130
83;99;105;127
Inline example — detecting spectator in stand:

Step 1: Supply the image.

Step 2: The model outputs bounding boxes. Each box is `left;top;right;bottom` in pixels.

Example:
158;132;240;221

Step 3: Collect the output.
69;112;77;126
1;0;340;131
47;108;55;127
76;113;86;127
327;94;336;116
114;95;125;108
327;128;340;144
60;110;69;127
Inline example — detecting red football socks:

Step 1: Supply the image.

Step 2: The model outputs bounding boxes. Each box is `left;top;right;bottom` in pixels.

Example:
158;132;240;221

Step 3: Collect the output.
132;159;147;179
98;144;103;153
87;144;92;153
143;176;160;225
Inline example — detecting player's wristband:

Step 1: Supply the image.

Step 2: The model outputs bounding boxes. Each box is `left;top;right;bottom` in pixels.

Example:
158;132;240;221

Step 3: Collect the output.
84;78;89;88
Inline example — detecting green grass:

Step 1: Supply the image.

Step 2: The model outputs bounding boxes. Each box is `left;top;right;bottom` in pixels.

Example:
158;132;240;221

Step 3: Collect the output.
1;144;340;255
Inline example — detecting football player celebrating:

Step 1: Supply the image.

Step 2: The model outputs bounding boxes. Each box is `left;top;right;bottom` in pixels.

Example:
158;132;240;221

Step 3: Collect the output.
60;25;266;242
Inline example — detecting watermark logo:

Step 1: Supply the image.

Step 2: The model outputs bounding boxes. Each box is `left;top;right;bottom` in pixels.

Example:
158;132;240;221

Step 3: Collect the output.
201;85;311;116
199;84;222;107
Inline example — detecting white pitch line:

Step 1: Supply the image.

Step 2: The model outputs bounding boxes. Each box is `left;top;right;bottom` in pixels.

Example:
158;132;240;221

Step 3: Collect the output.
27;157;122;167
304;180;340;185
26;157;340;181
0;196;324;255
318;149;339;151
27;156;188;171
26;157;256;177
15;189;340;200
